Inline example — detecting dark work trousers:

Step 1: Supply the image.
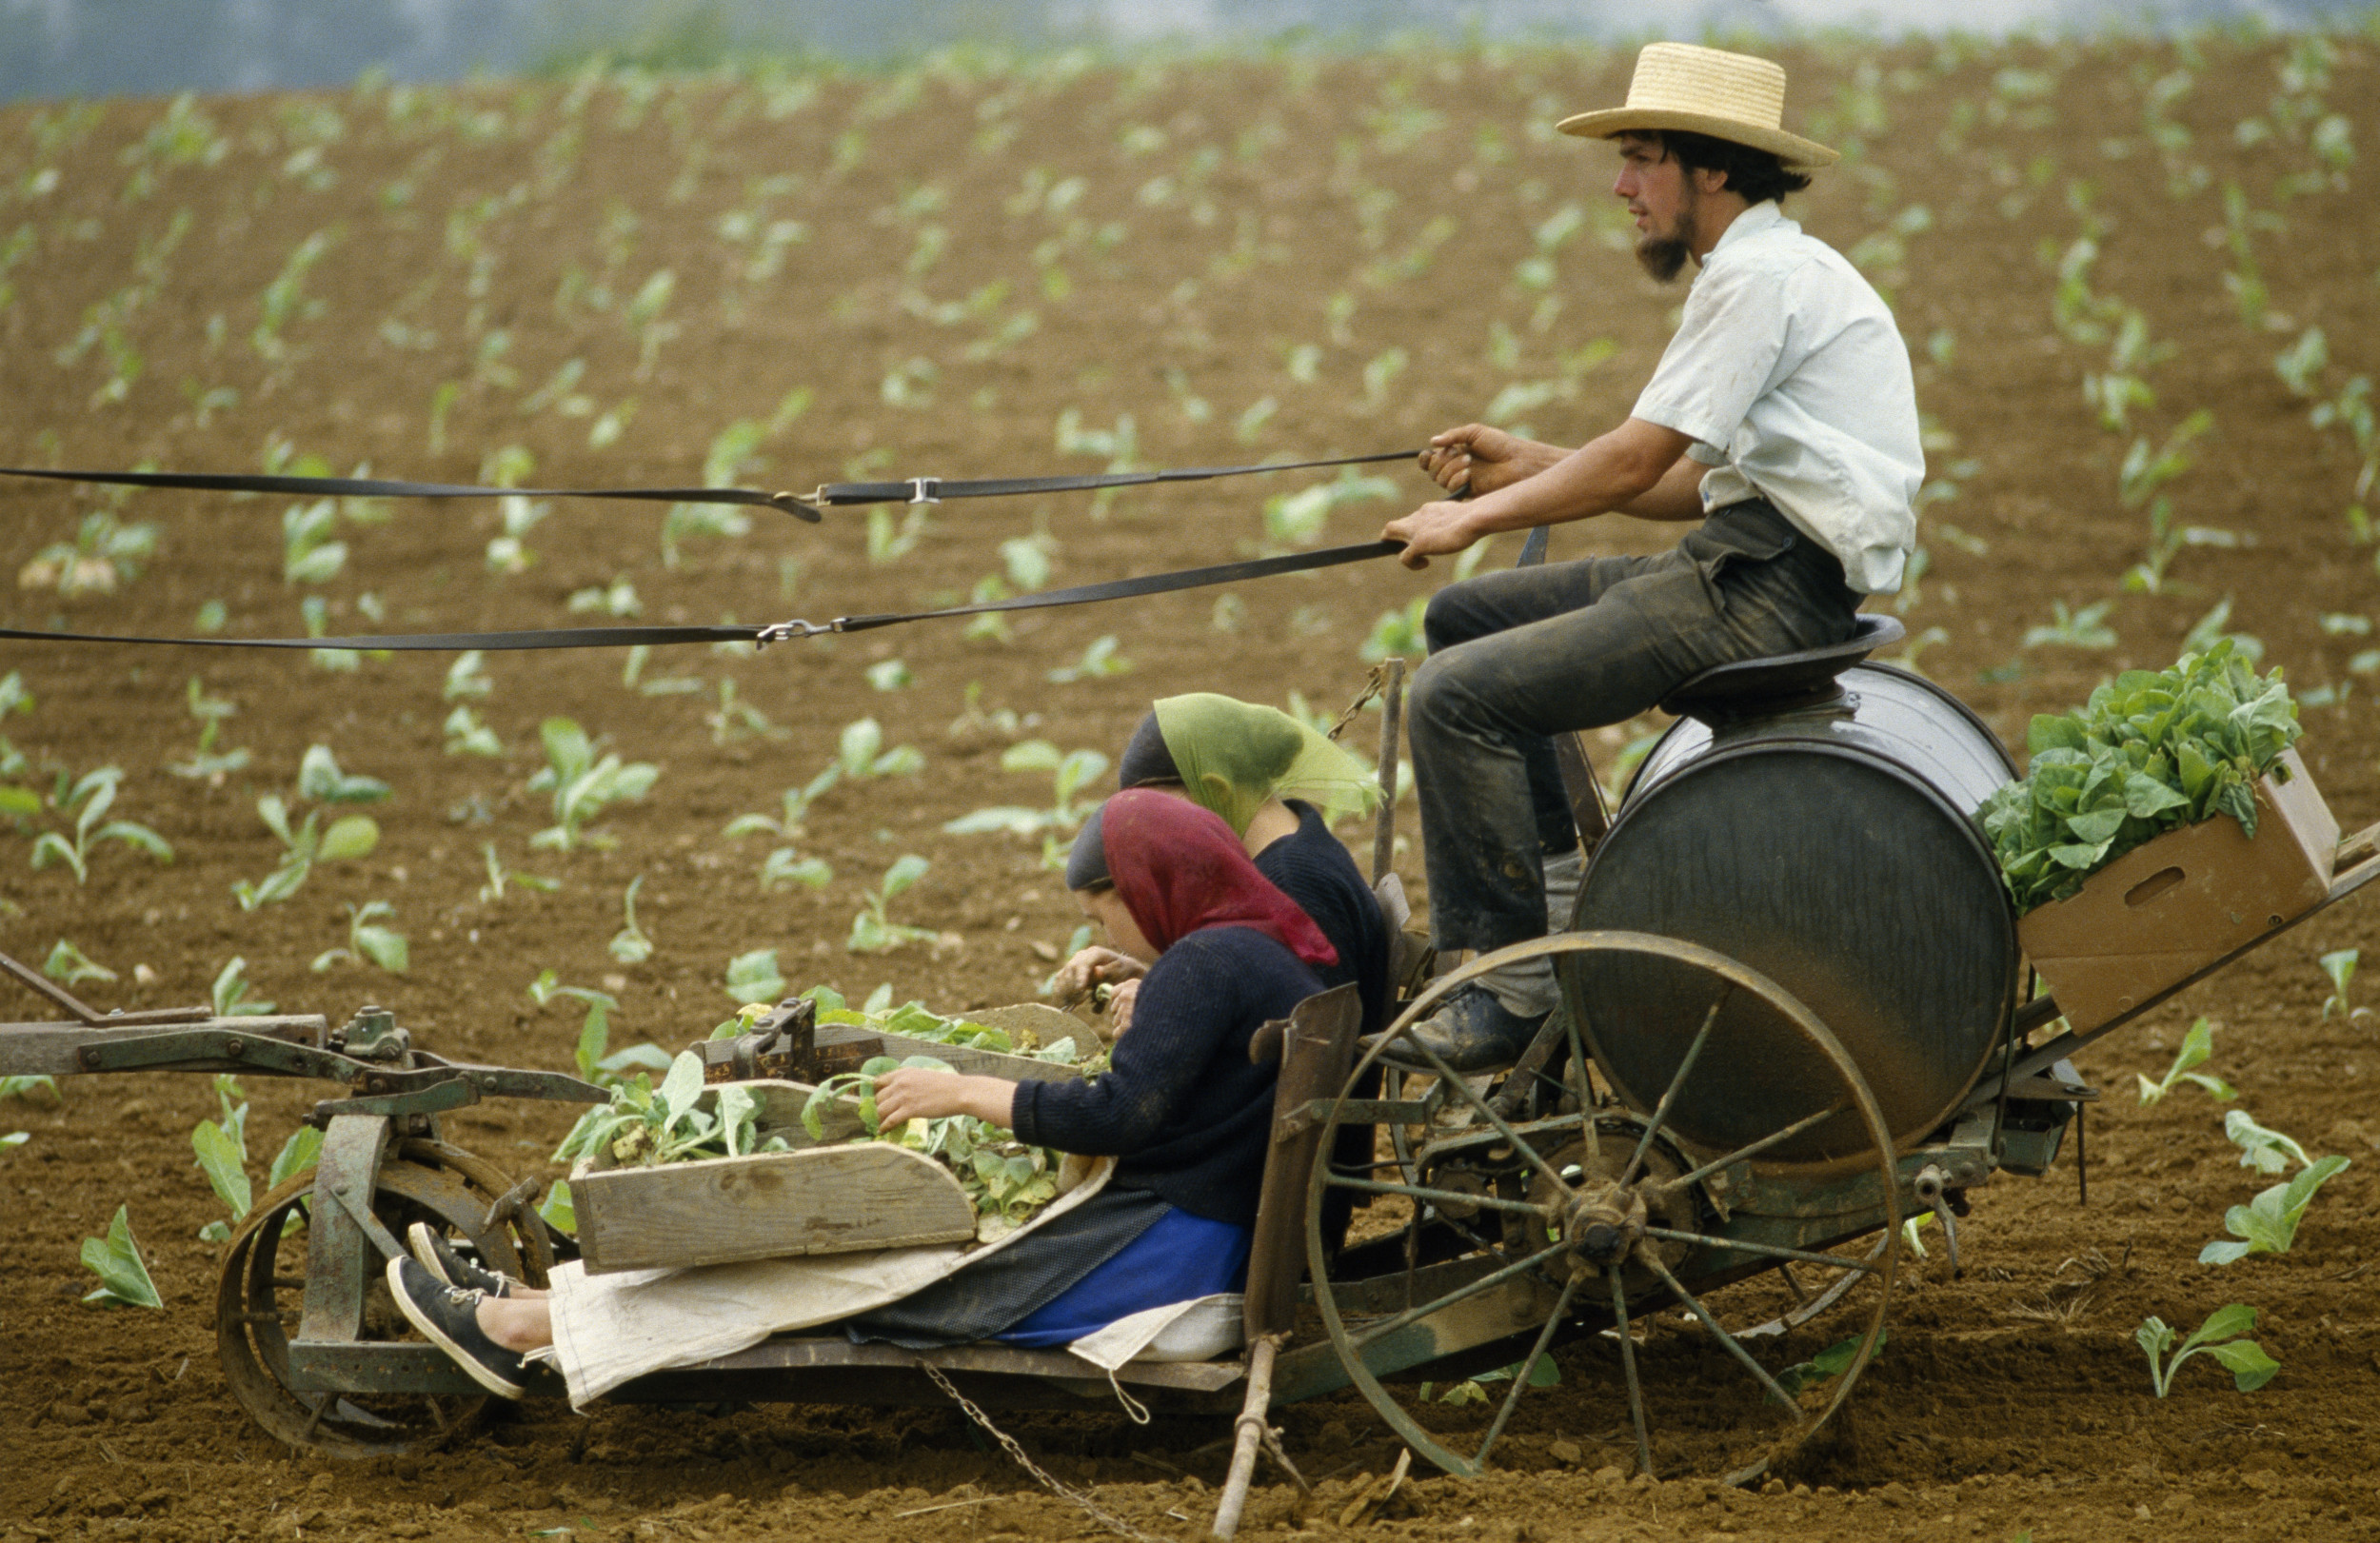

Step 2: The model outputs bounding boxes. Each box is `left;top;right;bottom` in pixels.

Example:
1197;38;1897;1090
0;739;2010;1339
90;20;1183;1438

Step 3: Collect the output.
1409;498;1866;955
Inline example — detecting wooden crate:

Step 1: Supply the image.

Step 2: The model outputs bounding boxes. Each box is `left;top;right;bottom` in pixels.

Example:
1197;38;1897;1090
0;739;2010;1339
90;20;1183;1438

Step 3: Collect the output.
570;1080;977;1275
2021;748;2341;1032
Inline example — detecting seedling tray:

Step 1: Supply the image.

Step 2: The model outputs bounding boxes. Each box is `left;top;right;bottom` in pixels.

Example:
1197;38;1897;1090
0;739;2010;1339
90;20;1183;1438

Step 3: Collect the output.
570;1079;976;1275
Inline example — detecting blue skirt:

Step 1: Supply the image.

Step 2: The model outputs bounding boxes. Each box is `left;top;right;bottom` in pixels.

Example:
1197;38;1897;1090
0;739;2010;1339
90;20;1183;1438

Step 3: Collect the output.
995;1206;1251;1347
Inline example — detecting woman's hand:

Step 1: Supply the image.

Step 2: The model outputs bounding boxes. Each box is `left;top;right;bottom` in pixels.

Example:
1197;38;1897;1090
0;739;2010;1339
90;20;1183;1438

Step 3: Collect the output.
1106;978;1140;1038
872;1069;1018;1130
1051;945;1146;1001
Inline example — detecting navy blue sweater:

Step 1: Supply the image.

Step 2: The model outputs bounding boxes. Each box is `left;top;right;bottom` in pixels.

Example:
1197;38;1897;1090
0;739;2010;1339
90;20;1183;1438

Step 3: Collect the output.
1011;926;1322;1227
1259;801;1393;1035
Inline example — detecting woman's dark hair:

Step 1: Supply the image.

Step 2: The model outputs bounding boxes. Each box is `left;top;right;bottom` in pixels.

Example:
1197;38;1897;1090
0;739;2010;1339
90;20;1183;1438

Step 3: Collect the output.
1646;129;1811;207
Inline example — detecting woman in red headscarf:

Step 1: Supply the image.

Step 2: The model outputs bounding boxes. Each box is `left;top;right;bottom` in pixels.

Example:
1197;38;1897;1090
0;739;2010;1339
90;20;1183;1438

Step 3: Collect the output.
855;787;1339;1347
386;789;1339;1385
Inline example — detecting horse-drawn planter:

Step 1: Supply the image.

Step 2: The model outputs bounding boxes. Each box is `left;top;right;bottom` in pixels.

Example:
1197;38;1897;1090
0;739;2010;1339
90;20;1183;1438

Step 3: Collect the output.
7;623;2374;1535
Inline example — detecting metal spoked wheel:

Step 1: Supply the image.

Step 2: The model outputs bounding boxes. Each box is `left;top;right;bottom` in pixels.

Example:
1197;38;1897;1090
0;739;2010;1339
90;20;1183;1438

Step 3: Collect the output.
1306;931;1902;1483
216;1138;553;1454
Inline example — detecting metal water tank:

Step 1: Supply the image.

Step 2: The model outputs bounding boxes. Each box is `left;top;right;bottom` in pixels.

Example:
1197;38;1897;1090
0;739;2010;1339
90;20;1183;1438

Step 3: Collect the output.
1558;663;2021;1161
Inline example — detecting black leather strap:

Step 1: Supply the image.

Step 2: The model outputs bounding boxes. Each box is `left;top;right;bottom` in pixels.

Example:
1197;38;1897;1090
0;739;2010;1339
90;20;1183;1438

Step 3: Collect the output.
0;540;1407;654
816;448;1419;507
0;465;823;523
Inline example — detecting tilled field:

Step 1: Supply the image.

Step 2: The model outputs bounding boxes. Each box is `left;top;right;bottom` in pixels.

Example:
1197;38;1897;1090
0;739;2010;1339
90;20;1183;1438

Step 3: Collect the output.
3;30;2378;1543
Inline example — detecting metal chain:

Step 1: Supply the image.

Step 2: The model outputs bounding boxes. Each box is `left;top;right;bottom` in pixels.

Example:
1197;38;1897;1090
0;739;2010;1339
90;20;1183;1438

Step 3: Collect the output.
1326;660;1397;742
921;1362;1174;1543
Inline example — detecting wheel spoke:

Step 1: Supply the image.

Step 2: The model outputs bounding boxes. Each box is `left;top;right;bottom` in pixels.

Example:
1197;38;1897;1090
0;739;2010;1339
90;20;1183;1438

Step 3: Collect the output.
1386;1026;1579;1198
1665;1100;1849;1191
1607;1271;1653;1476
1619;993;1728;1186
1326;1173;1558;1218
1638;1252;1801;1417
1473;1273;1580;1470
1350;1236;1575;1351
1562;1007;1608;1181
1638;1226;1886;1275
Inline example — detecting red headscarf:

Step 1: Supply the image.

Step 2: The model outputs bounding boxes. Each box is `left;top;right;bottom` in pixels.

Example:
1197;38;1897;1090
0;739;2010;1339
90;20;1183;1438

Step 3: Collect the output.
1100;789;1339;968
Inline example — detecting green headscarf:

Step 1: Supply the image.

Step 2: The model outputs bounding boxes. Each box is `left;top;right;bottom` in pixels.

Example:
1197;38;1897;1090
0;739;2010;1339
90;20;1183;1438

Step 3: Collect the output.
1148;693;1379;837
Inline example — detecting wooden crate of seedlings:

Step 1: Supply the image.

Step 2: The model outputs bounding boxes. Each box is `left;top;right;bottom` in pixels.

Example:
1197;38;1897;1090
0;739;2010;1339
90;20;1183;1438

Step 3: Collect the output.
569;999;1091;1275
2021;748;2341;1031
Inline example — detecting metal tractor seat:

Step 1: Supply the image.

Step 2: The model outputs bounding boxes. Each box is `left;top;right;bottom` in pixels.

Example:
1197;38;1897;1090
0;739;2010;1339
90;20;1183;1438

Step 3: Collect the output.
1658;613;1904;724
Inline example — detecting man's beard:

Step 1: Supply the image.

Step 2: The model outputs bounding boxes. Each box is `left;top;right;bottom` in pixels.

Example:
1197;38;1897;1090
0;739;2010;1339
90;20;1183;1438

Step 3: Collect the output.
1634;188;1698;282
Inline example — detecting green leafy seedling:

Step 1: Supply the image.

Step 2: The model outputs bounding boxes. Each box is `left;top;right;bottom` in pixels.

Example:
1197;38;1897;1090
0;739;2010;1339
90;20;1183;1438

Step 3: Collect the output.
1045;634;1132;683
309;900;408;974
233;795;377;909
444;707;503;757
2319;949;2366;1020
444;650;492;701
477;843;558;903
80;1205;163;1309
30;766;173;883
538;1179;576;1235
2136;1019;2237;1105
838;718;924;780
211;958;275;1018
192;1117;251;1240
760;849;834;893
942;742;1110;838
724;948;786;1005
527;717;658;851
847;856;934;954
609;876;654;964
1;1073;62;1108
167;677;250;780
2200;1155;2352;1264
296;744;389;802
1776;1329;1887;1398
2224;1109;2311;1176
43;939;116;987
2137;1304;2277;1395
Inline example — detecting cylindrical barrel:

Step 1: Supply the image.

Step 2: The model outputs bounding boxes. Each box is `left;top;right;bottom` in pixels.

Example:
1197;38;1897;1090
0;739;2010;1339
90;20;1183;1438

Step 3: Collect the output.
1557;663;2020;1161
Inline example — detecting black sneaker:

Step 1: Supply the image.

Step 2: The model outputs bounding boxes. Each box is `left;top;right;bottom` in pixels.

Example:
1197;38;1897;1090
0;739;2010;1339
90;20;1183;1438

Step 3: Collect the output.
406;1221;517;1298
1379;985;1545;1074
384;1256;527;1399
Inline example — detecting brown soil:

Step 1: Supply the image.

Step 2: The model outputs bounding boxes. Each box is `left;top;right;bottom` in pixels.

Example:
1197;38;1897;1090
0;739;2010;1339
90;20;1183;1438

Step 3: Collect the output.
5;30;2380;1543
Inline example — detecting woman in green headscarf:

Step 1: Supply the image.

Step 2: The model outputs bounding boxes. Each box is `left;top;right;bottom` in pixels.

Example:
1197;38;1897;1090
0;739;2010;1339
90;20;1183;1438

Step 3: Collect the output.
1056;694;1392;1038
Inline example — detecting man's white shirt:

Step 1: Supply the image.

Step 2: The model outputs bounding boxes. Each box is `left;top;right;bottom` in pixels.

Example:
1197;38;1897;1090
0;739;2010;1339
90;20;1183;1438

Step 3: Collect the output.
1629;200;1924;595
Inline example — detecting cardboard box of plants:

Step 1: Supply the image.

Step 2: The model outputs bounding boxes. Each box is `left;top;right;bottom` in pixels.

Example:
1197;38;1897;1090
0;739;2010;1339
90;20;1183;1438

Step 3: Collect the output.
1983;643;2339;1034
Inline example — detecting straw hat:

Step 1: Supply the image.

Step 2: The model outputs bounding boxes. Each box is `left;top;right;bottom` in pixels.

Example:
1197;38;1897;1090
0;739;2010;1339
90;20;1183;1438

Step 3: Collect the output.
1557;42;1838;170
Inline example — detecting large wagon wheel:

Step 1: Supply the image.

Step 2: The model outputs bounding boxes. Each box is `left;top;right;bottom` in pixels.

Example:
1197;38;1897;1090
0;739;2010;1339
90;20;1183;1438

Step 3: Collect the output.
216;1138;553;1454
1305;932;1902;1482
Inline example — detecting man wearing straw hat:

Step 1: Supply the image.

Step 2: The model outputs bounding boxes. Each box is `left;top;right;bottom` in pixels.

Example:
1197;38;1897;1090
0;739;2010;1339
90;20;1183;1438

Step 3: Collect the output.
1381;42;1923;1068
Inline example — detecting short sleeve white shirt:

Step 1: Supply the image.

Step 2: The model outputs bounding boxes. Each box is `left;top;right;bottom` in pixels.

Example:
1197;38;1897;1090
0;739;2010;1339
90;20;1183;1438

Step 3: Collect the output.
1629;201;1924;595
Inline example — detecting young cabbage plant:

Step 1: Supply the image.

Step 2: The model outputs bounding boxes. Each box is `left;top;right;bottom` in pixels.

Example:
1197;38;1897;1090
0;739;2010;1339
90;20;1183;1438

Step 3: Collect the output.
42;939;115;987
760;849;834;893
210;958;275;1017
282;499;346;584
847;856;934;954
444;706;503;757
942;742;1110;838
2224;1109;2312;1176
19;511;159;597
527;717;658;851
296;744;389;802
724;764;843;841
2136;1019;2236;1105
166;677;250;780
443;651;492;701
2200;1155;2353;1264
839;717;924;779
232;795;378;910
2137;1304;2277;1395
723;948;786;1006
1362;596;1429;662
2318;949;2365;1020
79;1205;163;1309
555;1051;777;1169
706;679;789;744
31;767;173;883
1046;635;1131;683
310;900;408;974
609;876;654;964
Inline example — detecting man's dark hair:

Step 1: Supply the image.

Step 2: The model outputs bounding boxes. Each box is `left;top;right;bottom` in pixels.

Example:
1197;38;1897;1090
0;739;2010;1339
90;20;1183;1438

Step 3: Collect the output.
1643;129;1812;206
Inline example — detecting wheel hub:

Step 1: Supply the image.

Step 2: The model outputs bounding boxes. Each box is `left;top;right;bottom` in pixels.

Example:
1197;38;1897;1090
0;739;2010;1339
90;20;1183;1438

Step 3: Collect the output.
1563;1181;1645;1267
